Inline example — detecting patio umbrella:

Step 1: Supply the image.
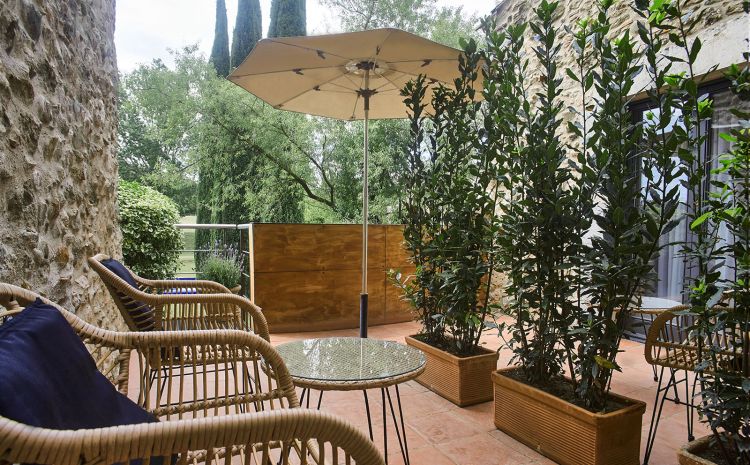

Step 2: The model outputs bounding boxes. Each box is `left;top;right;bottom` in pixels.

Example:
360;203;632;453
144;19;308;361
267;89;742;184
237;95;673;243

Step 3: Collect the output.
228;28;468;338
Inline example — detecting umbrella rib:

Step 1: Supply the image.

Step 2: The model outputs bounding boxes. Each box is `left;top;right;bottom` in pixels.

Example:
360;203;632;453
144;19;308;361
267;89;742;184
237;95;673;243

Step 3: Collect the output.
327;79;359;92
387;68;455;87
273;72;356;110
383;57;464;65
350;69;366;119
342;72;362;89
230;64;347;79
230;58;467;79
350;92;361;120
261;38;353;61
373;29;396;59
372;71;405;92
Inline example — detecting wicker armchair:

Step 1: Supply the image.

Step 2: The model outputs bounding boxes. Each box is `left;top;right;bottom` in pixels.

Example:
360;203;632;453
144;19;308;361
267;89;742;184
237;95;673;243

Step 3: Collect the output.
640;304;694;465
89;253;270;340
642;305;750;464
0;284;384;465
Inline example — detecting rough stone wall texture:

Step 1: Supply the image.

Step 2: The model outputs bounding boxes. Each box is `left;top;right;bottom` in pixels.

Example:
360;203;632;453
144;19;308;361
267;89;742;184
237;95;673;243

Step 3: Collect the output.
492;0;748;131
0;0;125;330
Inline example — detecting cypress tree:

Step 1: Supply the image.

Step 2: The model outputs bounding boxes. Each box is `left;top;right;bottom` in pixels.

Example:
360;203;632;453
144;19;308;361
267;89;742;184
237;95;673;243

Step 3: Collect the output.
209;0;230;77
231;0;262;68
268;0;306;38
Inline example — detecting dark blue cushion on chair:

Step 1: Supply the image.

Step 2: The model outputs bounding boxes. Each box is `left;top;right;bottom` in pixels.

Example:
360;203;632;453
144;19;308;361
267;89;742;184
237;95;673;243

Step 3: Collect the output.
0;299;158;429
101;258;155;331
0;299;171;464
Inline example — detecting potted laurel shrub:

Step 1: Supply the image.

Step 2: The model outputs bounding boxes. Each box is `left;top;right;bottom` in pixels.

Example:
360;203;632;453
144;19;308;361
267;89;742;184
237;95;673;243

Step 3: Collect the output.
628;1;750;462
486;1;684;464
395;40;500;407
199;247;243;293
679;132;750;464
677;65;750;464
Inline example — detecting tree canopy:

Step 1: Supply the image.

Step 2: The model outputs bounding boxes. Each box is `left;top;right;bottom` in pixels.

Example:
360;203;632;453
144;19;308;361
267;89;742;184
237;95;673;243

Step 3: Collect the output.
117;47;406;225
268;0;306;38
319;0;479;47
231;0;262;68
118;0;478;228
210;0;230;76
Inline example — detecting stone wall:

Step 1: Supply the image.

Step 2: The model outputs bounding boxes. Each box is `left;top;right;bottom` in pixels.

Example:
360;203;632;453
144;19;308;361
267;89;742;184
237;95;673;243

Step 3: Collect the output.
0;0;125;330
492;0;748;121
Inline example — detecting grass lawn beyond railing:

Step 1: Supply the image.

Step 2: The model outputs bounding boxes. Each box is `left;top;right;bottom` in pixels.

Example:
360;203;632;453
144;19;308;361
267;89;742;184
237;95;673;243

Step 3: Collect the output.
174;218;251;297
177;216;197;276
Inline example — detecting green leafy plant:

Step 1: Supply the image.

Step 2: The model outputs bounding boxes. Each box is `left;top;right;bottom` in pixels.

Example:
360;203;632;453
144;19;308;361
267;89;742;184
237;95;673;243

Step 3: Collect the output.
573;1;683;410
698;127;750;464
635;0;750;461
396;37;499;357
486;0;681;412
199;248;242;289
490;1;588;390
118;180;182;279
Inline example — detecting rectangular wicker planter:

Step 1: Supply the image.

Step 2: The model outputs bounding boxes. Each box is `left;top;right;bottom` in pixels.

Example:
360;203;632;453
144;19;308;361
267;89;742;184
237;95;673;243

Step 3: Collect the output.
493;367;646;465
405;335;498;407
678;436;716;465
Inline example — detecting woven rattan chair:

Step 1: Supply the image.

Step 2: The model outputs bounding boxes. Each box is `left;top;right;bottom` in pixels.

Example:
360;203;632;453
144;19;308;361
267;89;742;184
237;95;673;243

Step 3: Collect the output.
641;305;694;465
642;304;749;464
89;253;269;340
0;283;384;465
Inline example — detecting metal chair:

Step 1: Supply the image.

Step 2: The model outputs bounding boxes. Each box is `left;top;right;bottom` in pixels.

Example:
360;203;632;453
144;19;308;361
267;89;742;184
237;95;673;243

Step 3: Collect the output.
643;304;747;464
642;305;695;464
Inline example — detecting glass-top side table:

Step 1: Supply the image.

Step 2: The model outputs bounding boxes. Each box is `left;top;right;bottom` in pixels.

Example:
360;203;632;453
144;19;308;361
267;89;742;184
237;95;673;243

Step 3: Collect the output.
276;337;426;465
276;336;425;388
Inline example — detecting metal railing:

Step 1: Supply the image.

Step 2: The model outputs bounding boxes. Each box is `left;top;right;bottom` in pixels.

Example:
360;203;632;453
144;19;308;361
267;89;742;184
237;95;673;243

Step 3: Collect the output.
173;223;252;298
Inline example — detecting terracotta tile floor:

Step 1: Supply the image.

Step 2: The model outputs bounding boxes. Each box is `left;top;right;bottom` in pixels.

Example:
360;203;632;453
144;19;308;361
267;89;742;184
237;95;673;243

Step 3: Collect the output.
270;321;708;465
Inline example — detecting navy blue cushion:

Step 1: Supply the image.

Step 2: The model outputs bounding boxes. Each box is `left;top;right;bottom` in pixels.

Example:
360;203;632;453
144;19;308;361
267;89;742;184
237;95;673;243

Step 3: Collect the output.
0;300;158;429
101;258;155;331
0;300;172;464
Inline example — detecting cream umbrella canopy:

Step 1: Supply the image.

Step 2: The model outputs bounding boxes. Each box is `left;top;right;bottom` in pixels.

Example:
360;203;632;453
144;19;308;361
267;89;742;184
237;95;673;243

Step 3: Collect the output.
228;28;466;338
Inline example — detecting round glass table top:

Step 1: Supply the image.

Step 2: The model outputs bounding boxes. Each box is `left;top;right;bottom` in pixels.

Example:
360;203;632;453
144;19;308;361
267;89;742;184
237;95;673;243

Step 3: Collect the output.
275;337;426;386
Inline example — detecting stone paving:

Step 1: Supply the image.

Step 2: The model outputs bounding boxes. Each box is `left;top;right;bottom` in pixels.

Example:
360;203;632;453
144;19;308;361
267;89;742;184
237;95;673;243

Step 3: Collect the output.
271;321;707;465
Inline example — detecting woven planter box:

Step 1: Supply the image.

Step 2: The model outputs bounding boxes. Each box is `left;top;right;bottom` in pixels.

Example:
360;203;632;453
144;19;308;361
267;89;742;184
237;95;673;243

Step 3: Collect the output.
493;367;646;465
678;436;717;465
405;335;498;407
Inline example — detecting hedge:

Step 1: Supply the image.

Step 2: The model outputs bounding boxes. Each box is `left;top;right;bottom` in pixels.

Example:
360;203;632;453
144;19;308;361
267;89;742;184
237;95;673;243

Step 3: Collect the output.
118;180;182;279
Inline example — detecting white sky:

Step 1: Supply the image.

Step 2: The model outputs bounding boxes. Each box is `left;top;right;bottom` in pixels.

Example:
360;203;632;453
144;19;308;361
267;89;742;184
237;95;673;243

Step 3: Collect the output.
115;0;498;72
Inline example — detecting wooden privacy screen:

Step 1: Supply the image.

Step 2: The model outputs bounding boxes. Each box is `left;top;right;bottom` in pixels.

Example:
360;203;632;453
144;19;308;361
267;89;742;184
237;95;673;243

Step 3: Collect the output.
248;224;416;333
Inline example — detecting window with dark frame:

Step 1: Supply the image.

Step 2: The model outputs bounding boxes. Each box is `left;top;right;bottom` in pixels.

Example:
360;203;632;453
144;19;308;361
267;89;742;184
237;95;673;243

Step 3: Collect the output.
629;79;750;304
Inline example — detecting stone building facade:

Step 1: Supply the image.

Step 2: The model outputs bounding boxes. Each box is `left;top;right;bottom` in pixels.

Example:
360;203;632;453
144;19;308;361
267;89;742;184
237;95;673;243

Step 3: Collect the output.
0;0;125;329
492;0;748;115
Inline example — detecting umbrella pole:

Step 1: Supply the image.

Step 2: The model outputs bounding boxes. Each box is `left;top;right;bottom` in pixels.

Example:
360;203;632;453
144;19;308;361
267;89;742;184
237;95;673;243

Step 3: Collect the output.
360;68;370;339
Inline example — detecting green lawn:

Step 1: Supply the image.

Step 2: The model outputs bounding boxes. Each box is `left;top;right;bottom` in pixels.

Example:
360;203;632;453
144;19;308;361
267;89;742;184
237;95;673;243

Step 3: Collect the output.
177;215;197;277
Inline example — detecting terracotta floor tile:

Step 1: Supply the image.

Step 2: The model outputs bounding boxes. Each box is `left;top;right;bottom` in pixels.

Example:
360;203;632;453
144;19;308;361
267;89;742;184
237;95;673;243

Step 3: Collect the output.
447;401;496;432
371;422;429;457
123;319;708;465
386;445;455;465
408;410;483;445
397;389;457;419
438;433;536;465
